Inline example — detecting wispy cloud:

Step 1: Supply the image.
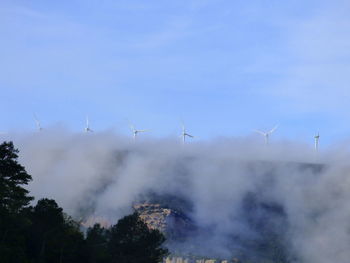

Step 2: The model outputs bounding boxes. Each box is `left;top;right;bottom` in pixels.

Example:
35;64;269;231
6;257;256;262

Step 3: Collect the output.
269;2;350;115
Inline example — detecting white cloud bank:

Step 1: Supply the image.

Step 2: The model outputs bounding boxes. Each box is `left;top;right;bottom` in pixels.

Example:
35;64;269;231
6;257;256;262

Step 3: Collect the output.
2;130;350;262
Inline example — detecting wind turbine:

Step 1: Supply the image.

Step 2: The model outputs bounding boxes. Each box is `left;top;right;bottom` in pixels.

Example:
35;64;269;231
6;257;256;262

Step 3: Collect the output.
254;125;278;145
33;114;43;131
181;123;194;144
85;116;93;132
130;124;147;141
314;132;320;152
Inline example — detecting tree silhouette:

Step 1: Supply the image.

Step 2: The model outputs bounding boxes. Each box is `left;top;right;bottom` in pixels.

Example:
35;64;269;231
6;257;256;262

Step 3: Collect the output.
26;198;86;263
0;141;33;262
0;141;169;263
86;224;110;263
108;212;168;263
0;141;33;214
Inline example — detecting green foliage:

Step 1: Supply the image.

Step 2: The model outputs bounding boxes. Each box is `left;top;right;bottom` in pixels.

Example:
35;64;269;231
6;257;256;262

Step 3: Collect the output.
108;212;169;263
0;141;34;263
0;141;169;263
86;224;111;263
25;198;86;263
0;141;33;214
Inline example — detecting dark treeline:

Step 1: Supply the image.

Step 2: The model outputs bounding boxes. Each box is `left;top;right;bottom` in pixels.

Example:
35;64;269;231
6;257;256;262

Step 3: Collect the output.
0;141;168;263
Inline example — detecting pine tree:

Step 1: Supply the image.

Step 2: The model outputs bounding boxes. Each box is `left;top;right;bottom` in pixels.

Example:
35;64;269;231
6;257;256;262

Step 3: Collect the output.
0;141;33;214
108;212;169;263
0;141;34;262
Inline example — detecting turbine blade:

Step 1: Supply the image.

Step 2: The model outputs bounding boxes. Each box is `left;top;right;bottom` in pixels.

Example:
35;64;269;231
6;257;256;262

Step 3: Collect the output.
185;133;194;138
180;120;186;131
33;114;42;129
253;130;266;136
268;125;278;134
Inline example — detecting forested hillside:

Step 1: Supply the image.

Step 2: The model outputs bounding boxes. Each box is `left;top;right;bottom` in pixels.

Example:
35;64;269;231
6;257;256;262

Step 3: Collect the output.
0;141;168;263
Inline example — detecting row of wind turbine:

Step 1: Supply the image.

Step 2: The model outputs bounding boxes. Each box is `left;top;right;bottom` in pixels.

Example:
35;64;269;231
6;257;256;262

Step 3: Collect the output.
32;115;195;143
29;115;319;148
254;125;320;151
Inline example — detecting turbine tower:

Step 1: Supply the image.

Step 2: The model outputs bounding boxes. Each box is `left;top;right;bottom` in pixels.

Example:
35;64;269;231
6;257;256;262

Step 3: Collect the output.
85;116;93;132
181;123;194;144
130;124;147;141
254;125;278;145
314;132;320;152
33;114;43;131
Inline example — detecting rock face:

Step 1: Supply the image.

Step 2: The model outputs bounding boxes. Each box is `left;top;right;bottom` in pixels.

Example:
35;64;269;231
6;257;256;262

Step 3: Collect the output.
81;161;323;262
134;203;241;263
133;192;288;263
133;203;172;232
133;202;195;241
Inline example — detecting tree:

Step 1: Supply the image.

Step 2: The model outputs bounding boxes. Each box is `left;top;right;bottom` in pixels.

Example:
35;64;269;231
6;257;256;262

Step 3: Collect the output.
108;212;168;263
26;198;86;263
86;224;110;263
0;141;33;263
0;141;33;214
0;141;170;263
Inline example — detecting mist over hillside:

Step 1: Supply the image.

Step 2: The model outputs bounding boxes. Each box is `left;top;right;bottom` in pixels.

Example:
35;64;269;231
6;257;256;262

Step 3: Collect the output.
3;130;350;262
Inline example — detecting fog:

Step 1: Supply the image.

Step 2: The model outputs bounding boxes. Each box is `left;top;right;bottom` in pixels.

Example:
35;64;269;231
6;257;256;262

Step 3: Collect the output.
3;130;350;262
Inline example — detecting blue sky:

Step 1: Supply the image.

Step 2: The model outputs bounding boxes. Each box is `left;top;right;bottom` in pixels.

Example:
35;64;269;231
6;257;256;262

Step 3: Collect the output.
1;0;350;145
